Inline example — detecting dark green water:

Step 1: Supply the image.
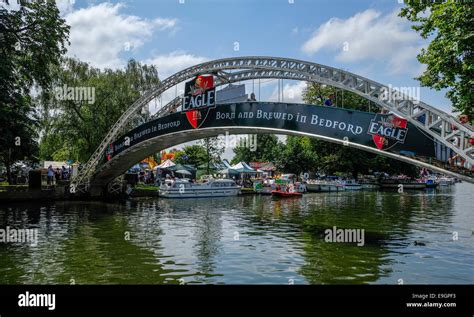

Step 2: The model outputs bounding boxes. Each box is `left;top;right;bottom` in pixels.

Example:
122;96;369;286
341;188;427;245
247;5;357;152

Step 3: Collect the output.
0;183;473;284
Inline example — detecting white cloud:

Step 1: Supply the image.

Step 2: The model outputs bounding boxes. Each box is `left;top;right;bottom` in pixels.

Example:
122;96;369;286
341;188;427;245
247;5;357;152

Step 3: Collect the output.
153;17;177;30
65;3;177;69
302;9;425;75
269;81;306;103
145;51;208;79
145;52;208;116
0;1;17;10
56;0;75;15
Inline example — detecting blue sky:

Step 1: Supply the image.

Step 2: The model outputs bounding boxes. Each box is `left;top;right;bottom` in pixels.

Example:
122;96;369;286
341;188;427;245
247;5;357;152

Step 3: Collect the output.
40;0;452;115
3;0;456;160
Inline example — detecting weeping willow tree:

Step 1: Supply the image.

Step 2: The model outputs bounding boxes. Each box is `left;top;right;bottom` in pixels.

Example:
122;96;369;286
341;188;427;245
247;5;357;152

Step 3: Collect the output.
36;58;161;163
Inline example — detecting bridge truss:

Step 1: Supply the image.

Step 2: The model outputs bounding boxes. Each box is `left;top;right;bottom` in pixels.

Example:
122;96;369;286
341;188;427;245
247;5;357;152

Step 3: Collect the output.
71;57;474;191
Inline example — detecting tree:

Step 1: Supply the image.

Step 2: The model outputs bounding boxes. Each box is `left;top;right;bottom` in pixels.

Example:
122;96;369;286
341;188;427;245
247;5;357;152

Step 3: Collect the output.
278;136;318;175
313;141;373;178
303;83;377;111
302;83;419;178
0;1;69;183
36;58;160;162
399;2;474;119
174;145;207;167
199;137;224;175
231;134;283;164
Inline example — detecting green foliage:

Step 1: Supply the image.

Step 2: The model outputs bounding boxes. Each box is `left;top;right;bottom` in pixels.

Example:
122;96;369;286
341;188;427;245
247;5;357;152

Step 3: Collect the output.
134;184;159;191
268;83;419;178
37;58;160;162
0;1;69;183
231;134;283;164
303;83;377;111
399;1;474;118
173;145;207;167
199;137;223;174
278;136;318;175
226;83;419;177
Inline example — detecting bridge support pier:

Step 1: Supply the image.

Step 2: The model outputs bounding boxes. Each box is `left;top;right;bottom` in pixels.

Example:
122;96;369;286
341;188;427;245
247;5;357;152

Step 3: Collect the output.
90;184;105;198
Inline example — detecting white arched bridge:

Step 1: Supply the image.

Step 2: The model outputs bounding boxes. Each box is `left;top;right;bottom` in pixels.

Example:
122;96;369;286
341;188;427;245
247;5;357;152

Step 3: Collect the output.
70;56;474;194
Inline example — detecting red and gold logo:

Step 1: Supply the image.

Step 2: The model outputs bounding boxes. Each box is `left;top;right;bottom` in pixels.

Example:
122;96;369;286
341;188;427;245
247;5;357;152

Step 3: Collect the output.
368;114;408;150
182;75;216;129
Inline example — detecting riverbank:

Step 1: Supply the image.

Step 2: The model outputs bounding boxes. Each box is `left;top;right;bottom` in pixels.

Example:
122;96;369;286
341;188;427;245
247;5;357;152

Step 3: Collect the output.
0;185;69;202
0;182;459;202
0;184;161;202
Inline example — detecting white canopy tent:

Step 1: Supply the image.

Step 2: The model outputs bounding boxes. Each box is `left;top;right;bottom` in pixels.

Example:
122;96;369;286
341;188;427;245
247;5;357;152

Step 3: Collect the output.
154;159;176;170
43;161;68;169
231;162;256;173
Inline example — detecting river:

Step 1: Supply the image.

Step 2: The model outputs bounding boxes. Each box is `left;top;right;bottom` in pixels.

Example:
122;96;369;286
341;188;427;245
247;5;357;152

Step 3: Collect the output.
0;183;473;284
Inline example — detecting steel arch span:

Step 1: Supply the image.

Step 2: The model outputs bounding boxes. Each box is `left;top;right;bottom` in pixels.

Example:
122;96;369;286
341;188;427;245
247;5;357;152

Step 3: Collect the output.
71;56;474;190
90;102;473;188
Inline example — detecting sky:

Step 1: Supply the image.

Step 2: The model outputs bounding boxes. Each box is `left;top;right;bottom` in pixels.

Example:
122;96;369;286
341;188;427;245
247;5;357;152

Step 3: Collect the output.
3;0;455;159
45;0;452;110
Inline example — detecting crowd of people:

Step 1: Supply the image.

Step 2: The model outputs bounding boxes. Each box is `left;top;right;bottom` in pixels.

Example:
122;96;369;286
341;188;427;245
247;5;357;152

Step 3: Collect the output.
0;165;33;184
46;165;71;186
138;170;155;184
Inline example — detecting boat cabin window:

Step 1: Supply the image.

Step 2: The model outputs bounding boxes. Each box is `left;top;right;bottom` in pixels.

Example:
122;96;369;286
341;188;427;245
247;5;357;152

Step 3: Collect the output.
173;183;190;188
212;182;232;187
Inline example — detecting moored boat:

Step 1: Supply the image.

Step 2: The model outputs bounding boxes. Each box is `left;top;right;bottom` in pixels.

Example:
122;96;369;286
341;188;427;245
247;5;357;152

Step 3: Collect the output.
259;186;274;195
380;179;426;190
271;182;303;197
338;179;362;190
437;177;455;186
359;181;380;190
159;178;240;198
423;178;438;188
306;180;339;192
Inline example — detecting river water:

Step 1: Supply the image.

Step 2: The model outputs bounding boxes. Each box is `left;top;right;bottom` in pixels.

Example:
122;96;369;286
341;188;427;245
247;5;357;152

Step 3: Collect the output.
0;183;473;285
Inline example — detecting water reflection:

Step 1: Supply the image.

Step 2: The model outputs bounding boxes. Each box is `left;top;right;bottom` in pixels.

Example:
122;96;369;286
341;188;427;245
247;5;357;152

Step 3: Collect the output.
0;184;472;285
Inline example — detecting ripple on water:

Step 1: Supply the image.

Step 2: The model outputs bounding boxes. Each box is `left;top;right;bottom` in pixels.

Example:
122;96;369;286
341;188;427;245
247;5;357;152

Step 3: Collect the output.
0;185;473;284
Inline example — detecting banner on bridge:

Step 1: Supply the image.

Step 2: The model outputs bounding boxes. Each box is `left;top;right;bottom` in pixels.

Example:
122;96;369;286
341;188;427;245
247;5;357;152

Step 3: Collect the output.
105;102;436;162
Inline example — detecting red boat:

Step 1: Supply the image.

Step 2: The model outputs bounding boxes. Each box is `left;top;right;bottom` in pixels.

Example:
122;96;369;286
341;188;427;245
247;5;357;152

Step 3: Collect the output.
271;190;302;197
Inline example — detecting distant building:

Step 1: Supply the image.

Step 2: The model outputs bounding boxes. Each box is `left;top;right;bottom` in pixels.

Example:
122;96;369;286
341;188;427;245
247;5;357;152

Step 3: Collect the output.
216;84;248;103
150;83;248;119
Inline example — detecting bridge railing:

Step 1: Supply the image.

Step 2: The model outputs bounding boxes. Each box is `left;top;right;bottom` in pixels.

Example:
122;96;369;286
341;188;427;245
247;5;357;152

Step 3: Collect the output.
71;57;474;191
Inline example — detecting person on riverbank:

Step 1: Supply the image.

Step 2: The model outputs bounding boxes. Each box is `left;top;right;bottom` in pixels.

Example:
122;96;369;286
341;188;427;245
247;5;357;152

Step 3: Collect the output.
47;165;54;186
55;168;61;183
149;170;155;184
61;166;68;180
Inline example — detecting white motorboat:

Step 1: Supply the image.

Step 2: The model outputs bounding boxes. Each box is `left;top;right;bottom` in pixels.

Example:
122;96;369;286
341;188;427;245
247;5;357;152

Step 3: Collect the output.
359;182;380;190
437;177;455;186
338;179;362;190
306;180;339;192
159;178;241;198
